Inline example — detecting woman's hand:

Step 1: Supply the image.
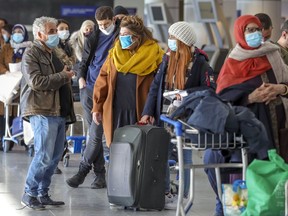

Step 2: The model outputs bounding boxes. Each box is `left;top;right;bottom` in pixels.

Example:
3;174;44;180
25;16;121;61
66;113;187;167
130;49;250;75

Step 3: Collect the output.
139;115;155;124
93;112;102;125
248;83;287;104
78;77;86;89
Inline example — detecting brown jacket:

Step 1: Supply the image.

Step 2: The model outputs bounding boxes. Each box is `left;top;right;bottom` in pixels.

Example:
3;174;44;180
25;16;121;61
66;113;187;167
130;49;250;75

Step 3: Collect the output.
0;43;21;116
0;43;22;74
92;57;155;147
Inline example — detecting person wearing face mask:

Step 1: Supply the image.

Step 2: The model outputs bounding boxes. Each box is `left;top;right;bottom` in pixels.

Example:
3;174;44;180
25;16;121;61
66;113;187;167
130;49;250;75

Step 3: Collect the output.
0;24;31;74
70;20;95;62
20;16;75;210
139;21;216;210
204;15;288;216
0;18;8;50
51;19;77;175
54;19;76;70
1;24;13;44
66;6;121;190
0;23;30;152
92;14;164;149
0;23;13;151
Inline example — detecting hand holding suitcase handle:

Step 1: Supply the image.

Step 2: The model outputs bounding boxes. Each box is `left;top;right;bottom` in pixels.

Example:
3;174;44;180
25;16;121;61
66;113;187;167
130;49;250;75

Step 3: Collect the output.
92;112;102;125
139;115;155;125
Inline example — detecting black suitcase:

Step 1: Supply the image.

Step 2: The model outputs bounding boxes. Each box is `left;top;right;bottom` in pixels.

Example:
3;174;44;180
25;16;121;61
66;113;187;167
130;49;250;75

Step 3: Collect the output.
107;124;170;210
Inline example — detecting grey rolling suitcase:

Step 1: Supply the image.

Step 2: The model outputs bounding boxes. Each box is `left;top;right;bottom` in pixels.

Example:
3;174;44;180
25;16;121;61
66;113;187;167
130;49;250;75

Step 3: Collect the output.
107;124;170;210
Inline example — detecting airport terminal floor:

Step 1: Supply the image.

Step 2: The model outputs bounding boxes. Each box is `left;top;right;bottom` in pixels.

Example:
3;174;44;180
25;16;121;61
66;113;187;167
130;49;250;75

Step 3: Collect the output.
0;145;217;216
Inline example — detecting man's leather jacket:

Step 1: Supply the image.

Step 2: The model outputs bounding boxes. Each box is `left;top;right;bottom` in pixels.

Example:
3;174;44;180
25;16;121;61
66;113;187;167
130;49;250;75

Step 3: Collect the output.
20;40;70;121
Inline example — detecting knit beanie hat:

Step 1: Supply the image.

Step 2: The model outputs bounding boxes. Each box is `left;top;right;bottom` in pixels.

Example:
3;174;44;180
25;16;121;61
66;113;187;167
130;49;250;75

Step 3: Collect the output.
114;6;129;16
168;21;197;47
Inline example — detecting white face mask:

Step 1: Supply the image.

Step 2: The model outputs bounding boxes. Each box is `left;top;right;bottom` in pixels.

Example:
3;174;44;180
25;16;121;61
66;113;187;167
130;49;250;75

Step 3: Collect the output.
58;30;70;40
100;23;115;35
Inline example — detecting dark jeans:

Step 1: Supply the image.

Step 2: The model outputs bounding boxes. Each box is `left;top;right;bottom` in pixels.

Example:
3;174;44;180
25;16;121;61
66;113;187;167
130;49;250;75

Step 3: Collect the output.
165;142;192;197
80;87;105;174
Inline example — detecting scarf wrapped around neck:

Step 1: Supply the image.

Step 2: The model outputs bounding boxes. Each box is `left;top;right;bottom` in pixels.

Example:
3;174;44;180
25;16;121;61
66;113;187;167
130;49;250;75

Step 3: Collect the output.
216;43;273;94
10;41;32;63
107;39;164;76
217;41;288;127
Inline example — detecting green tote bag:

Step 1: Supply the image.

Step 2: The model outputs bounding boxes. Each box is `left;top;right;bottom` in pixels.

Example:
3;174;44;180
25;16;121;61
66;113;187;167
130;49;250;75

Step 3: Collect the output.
242;149;288;216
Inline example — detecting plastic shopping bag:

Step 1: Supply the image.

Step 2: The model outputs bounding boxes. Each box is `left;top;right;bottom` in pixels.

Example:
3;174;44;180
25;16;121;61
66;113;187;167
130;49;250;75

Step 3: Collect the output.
242;149;288;216
222;180;247;216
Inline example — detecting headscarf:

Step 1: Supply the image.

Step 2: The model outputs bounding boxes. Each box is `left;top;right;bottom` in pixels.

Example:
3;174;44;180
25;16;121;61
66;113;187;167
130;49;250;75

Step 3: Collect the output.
216;15;272;93
78;20;95;51
10;24;30;63
108;39;164;76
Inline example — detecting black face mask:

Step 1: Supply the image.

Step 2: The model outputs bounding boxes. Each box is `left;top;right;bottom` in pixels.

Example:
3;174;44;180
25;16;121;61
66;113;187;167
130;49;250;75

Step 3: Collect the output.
84;32;92;37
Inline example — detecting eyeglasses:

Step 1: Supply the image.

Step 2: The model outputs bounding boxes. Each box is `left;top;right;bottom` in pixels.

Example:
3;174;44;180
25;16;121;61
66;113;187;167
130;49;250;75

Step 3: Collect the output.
245;27;262;33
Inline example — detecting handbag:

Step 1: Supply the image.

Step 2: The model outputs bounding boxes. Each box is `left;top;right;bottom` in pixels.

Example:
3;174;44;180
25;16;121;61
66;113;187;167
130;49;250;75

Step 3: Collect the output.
222;179;248;216
242;149;288;216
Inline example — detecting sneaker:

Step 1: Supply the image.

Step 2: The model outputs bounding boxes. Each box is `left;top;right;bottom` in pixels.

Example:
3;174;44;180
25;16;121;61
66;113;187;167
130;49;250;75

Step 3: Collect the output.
21;193;45;210
91;174;106;189
164;192;178;210
109;202;122;209
54;166;62;174
37;194;65;206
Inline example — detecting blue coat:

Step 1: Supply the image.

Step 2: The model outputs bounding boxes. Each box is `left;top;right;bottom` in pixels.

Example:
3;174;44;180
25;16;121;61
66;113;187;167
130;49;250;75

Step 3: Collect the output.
142;47;216;126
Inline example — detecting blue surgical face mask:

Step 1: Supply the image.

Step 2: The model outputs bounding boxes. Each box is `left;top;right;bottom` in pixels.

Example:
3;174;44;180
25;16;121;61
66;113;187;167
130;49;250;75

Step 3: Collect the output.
245;31;263;48
119;35;135;49
58;30;70;40
2;34;9;43
45;34;59;49
168;39;177;51
12;33;24;44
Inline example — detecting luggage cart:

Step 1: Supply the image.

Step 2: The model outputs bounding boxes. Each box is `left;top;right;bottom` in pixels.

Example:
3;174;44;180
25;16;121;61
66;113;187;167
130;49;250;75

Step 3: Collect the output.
0;71;24;152
63;114;86;167
160;115;248;216
2;102;25;152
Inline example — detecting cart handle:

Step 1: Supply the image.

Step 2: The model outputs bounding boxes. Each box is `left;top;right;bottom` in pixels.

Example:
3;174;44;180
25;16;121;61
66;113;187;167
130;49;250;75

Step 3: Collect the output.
160;114;183;136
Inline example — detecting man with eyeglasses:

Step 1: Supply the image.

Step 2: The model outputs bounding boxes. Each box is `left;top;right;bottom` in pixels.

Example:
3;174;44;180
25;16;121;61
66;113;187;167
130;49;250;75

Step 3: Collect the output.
276;20;288;65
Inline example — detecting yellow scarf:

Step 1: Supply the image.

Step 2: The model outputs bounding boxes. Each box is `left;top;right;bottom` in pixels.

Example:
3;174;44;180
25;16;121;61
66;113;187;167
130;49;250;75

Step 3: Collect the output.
108;39;164;76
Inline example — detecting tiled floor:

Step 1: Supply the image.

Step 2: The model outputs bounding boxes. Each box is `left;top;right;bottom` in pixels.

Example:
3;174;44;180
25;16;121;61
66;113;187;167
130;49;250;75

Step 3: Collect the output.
0;145;217;216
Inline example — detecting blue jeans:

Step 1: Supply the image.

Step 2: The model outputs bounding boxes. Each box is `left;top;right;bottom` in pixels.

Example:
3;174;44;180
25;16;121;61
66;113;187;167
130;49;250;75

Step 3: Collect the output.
80;87;105;174
165;142;192;198
24;115;65;197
